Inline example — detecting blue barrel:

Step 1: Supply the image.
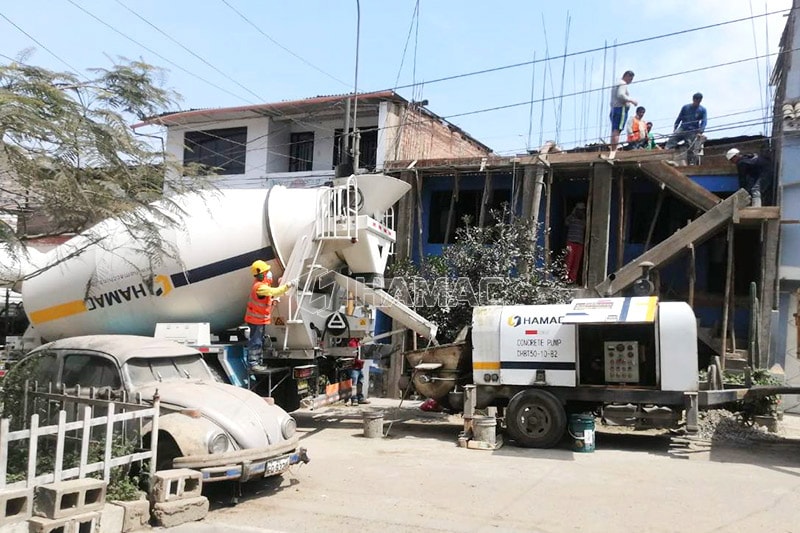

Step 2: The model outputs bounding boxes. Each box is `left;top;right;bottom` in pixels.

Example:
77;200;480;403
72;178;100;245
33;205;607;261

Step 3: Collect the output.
569;413;596;453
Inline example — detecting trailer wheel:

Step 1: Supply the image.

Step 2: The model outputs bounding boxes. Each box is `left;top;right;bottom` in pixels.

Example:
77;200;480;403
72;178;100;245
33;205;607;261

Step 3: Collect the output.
505;390;566;448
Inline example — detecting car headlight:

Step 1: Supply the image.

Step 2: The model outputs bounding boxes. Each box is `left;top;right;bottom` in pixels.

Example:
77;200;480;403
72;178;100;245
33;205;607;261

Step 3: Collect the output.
208;432;229;454
281;417;297;439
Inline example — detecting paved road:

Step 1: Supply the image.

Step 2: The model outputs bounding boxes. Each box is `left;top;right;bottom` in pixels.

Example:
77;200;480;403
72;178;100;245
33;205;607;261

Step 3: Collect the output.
176;400;800;533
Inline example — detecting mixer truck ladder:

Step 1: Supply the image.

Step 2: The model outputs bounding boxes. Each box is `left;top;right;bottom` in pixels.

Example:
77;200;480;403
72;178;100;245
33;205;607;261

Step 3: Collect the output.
315;175;361;242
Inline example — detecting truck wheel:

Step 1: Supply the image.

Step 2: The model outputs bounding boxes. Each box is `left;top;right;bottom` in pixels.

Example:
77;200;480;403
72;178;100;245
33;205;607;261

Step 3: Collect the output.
505;389;566;448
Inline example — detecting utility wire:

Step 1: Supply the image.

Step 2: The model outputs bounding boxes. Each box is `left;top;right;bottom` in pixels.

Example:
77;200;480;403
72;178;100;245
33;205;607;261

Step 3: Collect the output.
65;0;254;104
115;0;265;103
387;8;792;93
0;11;84;77
443;49;793;120
393;0;419;89
220;0;351;89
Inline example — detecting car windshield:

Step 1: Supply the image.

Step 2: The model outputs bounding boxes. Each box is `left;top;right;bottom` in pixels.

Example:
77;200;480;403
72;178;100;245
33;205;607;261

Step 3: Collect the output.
125;355;212;386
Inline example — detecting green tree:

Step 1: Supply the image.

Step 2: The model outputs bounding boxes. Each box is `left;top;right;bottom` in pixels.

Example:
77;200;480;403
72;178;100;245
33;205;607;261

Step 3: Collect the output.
0;55;211;285
389;207;570;344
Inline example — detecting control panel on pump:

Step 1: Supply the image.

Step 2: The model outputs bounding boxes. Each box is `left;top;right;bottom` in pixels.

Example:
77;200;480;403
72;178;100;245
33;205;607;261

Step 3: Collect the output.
603;340;640;383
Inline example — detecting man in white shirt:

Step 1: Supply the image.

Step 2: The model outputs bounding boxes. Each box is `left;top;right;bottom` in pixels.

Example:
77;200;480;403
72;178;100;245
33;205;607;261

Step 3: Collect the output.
608;70;638;157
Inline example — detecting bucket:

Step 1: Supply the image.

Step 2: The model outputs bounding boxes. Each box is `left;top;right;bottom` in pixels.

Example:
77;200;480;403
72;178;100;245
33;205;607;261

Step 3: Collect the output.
568;413;595;453
472;415;497;445
362;410;384;438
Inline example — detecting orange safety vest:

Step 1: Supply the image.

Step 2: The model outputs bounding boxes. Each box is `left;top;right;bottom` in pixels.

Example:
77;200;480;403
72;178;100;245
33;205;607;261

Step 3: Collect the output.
627;117;646;143
244;281;273;325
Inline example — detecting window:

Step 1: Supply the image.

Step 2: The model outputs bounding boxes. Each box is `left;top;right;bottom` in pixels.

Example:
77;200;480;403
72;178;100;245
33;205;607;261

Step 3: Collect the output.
183;127;247;175
15;352;59;386
333;128;379;170
62;354;121;389
428;188;512;244
289;132;314;172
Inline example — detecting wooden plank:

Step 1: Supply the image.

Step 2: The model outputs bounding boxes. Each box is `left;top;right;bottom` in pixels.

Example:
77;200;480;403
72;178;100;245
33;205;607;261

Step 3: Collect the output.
478;171;492;227
616;173;625;269
759;219;780;367
737;206;780;220
543;170;553;271
639;161;720;212
644;187;665;251
586;164;613;289
395;171;414;261
443;172;460;244
721;223;734;366
521;165;536;220
595;189;749;296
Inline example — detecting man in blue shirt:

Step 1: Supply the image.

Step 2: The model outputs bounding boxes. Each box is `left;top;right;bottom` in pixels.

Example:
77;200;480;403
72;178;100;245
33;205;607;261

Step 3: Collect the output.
666;92;707;156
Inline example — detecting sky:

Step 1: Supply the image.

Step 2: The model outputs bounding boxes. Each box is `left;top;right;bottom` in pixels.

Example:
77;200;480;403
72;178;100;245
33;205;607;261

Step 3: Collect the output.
0;0;794;156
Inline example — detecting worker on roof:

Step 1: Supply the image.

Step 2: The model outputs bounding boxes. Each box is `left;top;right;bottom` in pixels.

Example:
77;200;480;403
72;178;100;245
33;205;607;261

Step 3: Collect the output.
607;70;638;158
245;260;292;372
666;92;707;163
626;106;648;150
726;148;772;207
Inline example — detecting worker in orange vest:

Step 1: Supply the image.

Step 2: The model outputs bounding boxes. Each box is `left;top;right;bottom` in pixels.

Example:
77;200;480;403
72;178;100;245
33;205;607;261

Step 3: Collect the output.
626;106;648;149
245;260;292;371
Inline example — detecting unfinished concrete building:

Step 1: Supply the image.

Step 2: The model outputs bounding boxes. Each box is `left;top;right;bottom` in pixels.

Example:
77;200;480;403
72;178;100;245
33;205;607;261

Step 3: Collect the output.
386;139;779;372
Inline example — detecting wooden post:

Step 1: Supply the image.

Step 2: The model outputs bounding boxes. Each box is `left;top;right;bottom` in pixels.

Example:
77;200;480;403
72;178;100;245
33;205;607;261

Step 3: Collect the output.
529;165;546;231
443;172;460;244
478;171;493;228
543;170;553;272
720;223;734;368
644;186;665;251
414;170;424;262
586;164;613;290
581;177;594;288
395;170;415;261
759;219;779;367
616;173;626;270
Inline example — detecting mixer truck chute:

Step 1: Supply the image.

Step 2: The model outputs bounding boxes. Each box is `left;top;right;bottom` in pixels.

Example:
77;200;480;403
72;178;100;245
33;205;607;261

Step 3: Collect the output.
6;174;438;411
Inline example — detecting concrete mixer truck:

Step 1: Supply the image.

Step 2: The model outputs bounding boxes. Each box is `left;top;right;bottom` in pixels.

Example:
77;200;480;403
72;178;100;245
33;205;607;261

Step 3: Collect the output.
3;174;438;411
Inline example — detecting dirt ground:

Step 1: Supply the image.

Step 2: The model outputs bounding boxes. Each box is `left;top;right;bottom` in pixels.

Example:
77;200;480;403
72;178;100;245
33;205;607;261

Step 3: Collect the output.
166;399;800;533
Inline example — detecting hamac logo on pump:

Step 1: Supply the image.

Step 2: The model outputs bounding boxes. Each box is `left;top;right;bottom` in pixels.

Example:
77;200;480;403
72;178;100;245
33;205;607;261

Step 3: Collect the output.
507;315;562;327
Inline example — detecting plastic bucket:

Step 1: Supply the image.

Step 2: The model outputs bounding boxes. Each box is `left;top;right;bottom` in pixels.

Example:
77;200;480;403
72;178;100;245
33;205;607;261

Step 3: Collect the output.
362;410;384;438
568;413;595;453
472;415;497;445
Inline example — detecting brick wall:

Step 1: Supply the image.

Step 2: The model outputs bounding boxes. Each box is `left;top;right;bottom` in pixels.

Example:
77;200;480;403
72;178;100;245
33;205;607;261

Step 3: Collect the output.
385;104;490;162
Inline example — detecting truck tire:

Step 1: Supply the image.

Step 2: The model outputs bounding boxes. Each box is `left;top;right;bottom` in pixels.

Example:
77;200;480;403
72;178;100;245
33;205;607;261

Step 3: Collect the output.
505;389;566;448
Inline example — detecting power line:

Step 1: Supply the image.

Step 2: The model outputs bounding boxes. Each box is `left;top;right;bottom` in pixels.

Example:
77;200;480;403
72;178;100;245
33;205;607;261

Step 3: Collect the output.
442;49;792;121
115;0;265;103
0;11;84;77
65;0;255;104
386;7;792;93
220;0;351;89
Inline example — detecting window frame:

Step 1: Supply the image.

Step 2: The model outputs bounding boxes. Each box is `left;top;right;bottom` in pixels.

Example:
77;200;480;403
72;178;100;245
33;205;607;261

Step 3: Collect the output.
183;127;248;175
288;131;315;172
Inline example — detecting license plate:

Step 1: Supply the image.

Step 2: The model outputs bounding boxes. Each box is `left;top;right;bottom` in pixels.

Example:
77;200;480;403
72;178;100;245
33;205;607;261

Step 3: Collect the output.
265;456;290;475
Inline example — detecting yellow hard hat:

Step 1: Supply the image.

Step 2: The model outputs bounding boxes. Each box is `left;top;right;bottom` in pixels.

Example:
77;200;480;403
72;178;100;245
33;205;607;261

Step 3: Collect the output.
250;260;270;276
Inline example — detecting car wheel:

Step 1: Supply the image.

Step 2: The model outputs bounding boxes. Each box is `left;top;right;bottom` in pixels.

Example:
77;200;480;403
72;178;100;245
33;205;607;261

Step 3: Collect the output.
505;389;566;448
155;433;183;471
